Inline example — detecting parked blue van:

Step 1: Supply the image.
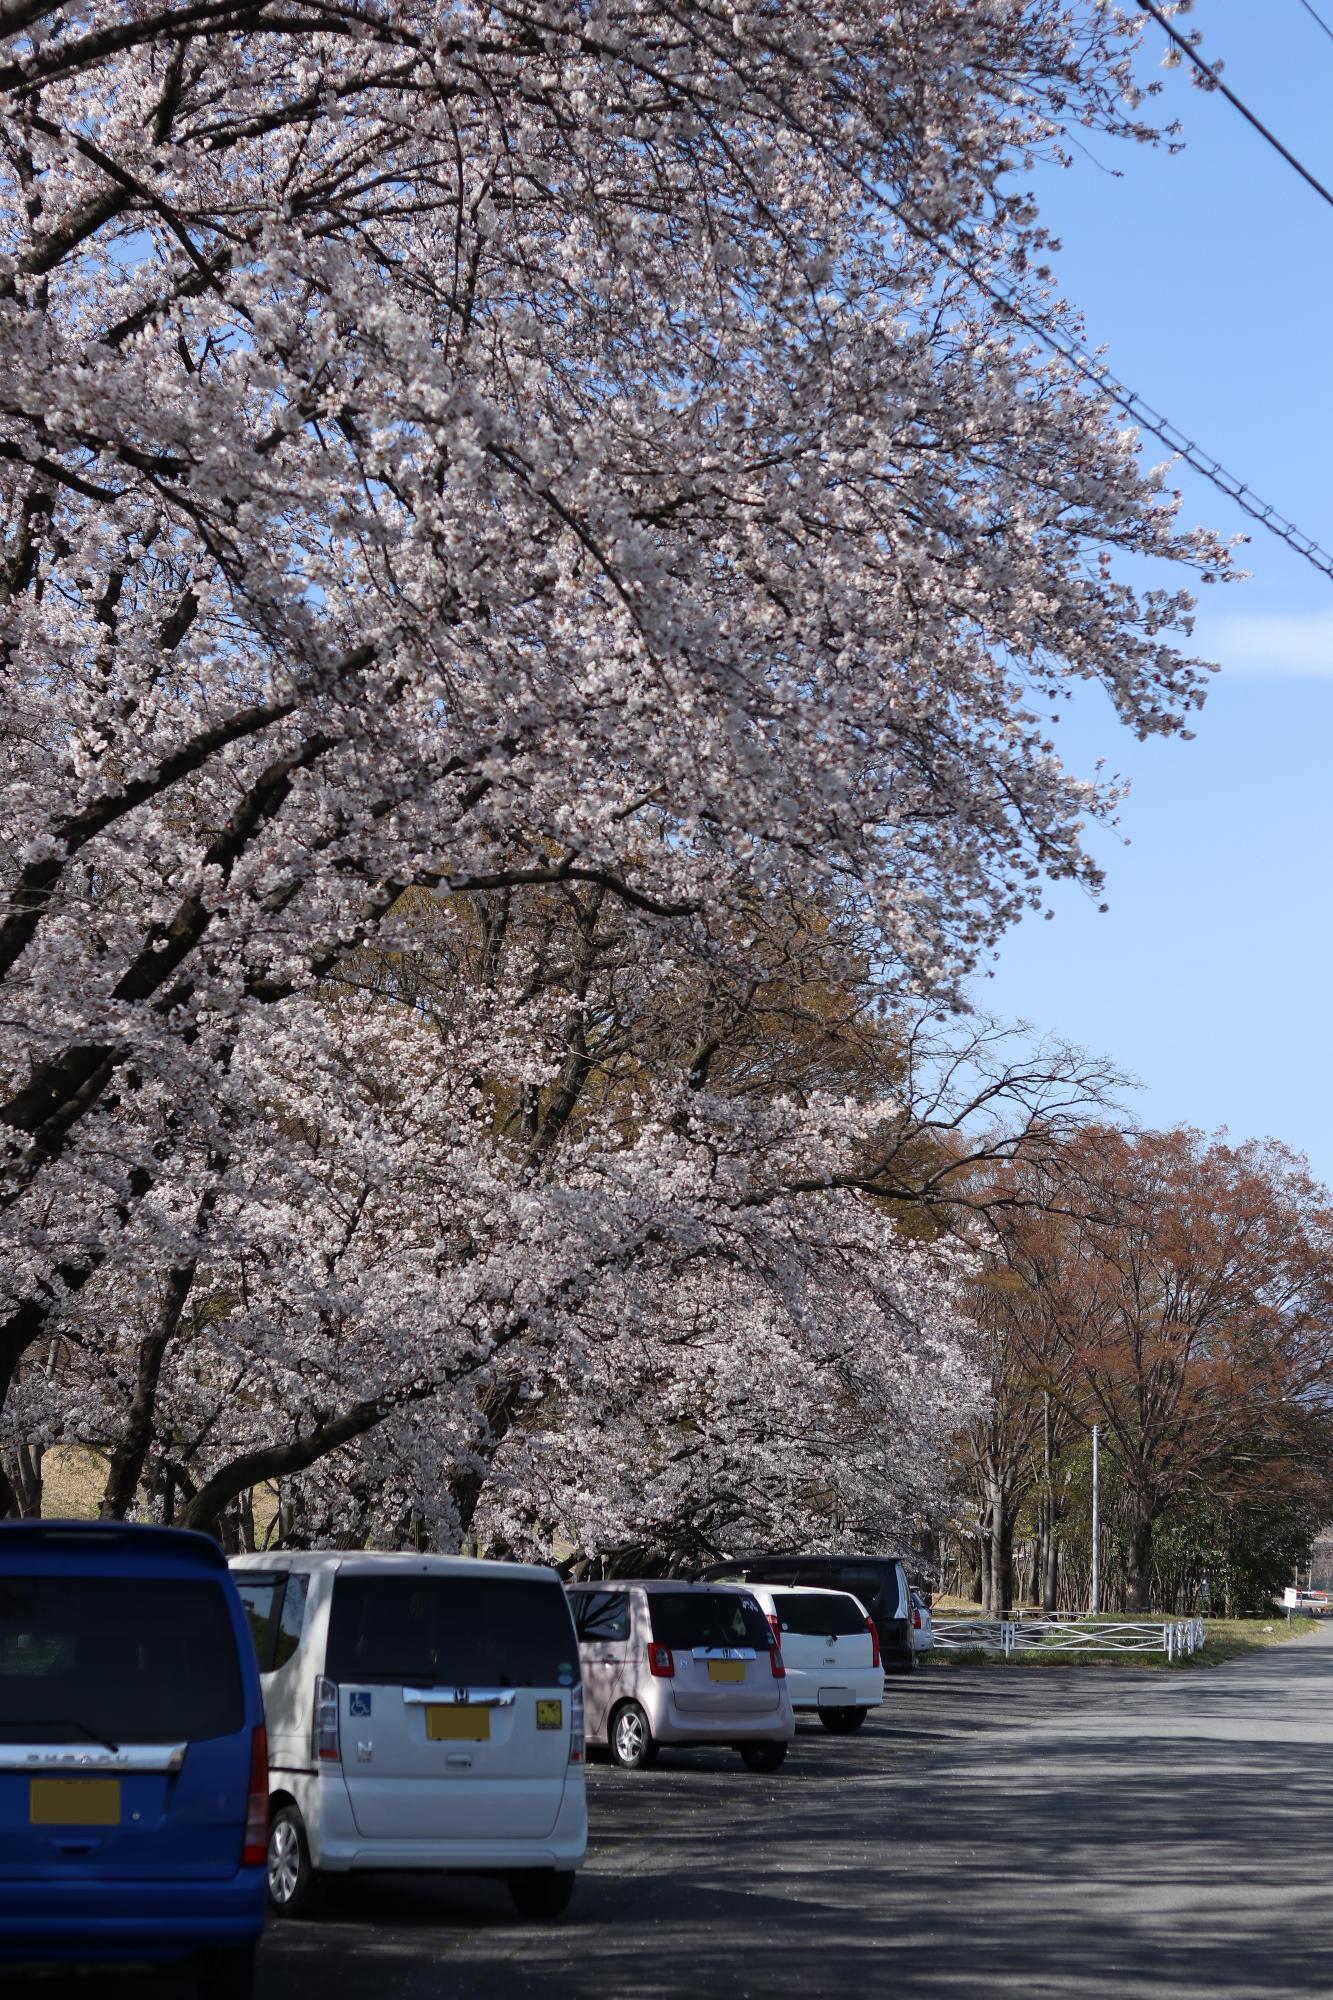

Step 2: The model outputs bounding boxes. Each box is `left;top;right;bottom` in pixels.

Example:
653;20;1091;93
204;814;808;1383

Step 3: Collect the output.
0;1521;267;1997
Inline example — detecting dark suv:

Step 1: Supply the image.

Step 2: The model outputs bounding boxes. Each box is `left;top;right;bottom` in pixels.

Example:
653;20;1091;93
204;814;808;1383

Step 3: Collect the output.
699;1556;915;1673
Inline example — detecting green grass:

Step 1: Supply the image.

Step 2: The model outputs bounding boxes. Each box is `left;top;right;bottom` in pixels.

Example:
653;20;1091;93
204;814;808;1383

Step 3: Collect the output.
924;1614;1322;1671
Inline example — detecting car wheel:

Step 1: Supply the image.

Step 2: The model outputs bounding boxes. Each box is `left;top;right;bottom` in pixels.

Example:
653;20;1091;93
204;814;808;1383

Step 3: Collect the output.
818;1706;869;1734
609;1700;658;1769
738;1740;788;1772
509;1870;577;1921
267;1802;321;1917
197;1945;257;2000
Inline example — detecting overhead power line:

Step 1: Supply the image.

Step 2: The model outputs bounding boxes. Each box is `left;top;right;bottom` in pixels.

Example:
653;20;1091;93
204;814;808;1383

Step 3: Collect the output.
1295;0;1333;48
887;195;1333;584
1139;0;1333;215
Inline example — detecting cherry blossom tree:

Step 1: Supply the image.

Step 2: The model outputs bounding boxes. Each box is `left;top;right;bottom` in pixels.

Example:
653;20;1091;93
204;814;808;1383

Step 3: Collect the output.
0;874;1117;1543
4;971;983;1546
0;4;1240;1546
0;0;1228;1415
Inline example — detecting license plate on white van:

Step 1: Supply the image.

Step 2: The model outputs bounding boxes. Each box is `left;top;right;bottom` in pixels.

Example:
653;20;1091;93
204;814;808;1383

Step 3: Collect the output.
426;1706;490;1742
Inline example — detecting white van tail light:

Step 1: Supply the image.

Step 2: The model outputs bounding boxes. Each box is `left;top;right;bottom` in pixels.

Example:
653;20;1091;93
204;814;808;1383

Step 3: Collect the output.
314;1676;341;1763
241;1726;269;1866
569;1684;585;1766
865;1617;881;1668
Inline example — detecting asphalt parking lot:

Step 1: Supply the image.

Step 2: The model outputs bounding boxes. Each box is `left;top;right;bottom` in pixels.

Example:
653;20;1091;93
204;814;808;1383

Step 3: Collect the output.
24;1625;1333;2000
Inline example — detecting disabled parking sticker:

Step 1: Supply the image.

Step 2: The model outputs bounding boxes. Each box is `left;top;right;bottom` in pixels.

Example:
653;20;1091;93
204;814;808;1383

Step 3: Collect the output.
536;1700;563;1729
349;1690;372;1717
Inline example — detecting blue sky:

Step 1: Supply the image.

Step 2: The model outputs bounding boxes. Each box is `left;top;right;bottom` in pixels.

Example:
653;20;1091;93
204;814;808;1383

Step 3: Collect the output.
975;0;1333;1179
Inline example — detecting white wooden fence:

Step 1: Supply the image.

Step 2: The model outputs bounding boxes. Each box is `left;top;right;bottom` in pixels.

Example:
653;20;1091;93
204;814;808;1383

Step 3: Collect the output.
932;1615;1206;1662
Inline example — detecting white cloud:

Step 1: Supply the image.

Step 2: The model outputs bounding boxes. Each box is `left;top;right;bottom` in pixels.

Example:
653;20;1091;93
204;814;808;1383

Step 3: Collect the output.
1196;608;1333;678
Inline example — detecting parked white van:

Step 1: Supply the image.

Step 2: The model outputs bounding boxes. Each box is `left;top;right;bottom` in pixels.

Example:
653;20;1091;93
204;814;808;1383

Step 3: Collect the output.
229;1552;586;1921
743;1583;884;1732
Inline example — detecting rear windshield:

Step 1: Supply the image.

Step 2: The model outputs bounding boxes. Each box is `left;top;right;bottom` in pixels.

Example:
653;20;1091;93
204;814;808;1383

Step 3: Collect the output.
771;1591;866;1637
647;1592;773;1652
0;1575;243;1744
738;1563;905;1621
843;1569;904;1621
326;1574;578;1688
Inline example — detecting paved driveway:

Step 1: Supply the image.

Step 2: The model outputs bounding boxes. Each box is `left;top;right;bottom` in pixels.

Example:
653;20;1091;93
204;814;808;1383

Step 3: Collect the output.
24;1623;1333;1998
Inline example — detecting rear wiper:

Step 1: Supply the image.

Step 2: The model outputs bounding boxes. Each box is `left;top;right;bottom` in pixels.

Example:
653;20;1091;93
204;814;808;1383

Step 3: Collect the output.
0;1715;120;1753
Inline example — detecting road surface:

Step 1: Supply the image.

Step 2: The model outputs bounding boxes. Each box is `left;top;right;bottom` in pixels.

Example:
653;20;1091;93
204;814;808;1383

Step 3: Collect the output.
29;1623;1333;1998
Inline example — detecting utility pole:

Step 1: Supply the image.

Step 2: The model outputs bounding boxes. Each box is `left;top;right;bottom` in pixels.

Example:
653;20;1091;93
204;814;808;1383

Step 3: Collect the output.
1090;1423;1101;1615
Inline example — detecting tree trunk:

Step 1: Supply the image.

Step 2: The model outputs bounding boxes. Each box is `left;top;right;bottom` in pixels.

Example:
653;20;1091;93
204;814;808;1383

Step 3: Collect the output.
980;1478;1017;1617
1;1442;43;1517
1032;1503;1048;1614
448;1374;525;1542
990;1494;1016;1617
100;1255;200;1519
978;1503;995;1616
980;1472;1012;1624
1039;1390;1059;1613
1043;1518;1060;1613
1125;1509;1155;1613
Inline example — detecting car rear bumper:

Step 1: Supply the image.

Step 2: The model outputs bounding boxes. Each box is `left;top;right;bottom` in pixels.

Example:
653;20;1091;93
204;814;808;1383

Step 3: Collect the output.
789;1667;885;1711
296;1771;588;1874
0;1874;265;1963
315;1833;587;1873
652;1696;795;1745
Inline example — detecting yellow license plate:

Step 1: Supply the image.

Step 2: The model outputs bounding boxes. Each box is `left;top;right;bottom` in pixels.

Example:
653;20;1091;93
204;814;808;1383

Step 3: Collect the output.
707;1660;745;1683
535;1699;562;1730
426;1706;490;1742
30;1777;121;1826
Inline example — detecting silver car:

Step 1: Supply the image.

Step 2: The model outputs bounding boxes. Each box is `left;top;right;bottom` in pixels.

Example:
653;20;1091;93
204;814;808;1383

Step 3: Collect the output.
568;1580;795;1771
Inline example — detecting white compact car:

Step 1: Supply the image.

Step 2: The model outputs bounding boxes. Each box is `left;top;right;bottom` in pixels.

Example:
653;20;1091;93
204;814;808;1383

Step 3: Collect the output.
230;1552;587;1921
910;1587;935;1653
745;1583;884;1733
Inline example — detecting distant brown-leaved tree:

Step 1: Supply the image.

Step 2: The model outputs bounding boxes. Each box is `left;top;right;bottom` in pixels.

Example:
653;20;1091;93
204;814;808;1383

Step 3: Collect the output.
972;1128;1333;1613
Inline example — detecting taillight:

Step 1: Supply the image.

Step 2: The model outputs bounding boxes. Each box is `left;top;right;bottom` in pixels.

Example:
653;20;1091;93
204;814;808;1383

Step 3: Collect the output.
769;1641;786;1679
766;1613;782;1652
241;1725;268;1867
866;1617;881;1668
912;1606;922;1629
648;1642;675;1678
314;1675;341;1762
569;1684;585;1766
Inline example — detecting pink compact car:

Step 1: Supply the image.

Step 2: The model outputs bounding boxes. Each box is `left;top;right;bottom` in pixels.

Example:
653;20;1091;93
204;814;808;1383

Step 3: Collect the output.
568;1581;795;1772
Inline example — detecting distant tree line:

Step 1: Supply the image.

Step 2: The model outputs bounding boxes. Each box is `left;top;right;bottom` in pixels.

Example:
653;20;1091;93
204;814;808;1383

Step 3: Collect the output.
951;1128;1333;1617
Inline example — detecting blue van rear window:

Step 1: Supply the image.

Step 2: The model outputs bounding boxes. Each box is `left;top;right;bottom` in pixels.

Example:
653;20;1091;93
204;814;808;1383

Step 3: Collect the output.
0;1577;243;1743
